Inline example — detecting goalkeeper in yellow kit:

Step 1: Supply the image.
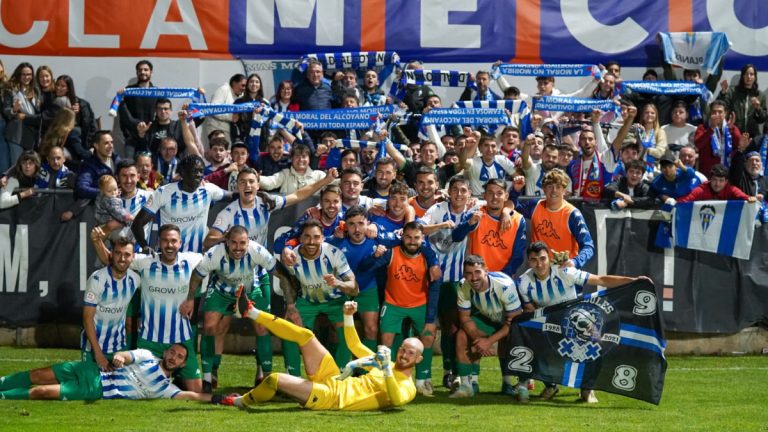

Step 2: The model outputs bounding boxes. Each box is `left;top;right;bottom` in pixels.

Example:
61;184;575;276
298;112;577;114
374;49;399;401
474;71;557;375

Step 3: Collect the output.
212;291;423;411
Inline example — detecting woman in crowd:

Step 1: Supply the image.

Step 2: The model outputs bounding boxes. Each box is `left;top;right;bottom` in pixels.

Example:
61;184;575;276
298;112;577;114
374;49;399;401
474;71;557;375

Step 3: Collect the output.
50;74;97;146
0;150;40;209
270;80;299;112
232;73;269;146
720;64;767;138
36;65;55;136
638;103;668;173
39;107;90;169
3;62;42;160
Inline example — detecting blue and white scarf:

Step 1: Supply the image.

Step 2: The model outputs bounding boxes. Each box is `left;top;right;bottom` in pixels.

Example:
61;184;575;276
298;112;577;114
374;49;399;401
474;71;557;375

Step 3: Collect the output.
156;157;178;185
618;81;708;98
658;32;732;74
299;51;400;72
491;63;602;80
390;69;473;99
420;107;509;126
108;87;205;117
640;129;658;173
710;123;733;168
273;105;394;131
532;96;618;114
187;102;259;118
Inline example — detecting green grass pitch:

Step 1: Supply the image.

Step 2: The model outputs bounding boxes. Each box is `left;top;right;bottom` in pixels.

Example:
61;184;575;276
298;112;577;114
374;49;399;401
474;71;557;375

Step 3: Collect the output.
0;347;766;431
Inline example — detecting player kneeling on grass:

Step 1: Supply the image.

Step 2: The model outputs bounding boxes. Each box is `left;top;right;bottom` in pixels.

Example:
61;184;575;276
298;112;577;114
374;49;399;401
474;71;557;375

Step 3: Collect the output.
213;297;422;411
451;255;525;400
0;344;211;401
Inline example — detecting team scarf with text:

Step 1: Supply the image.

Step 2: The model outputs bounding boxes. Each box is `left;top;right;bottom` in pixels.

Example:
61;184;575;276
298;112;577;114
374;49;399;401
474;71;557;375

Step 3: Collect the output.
640;129;658;173
658;32;731;74
533;96;619;114
108;87;205;116
572;152;604;201
491;63;602;80
390;69;474;99
298;51;401;72
420;107;510;126
187;102;260;118
618;81;708;98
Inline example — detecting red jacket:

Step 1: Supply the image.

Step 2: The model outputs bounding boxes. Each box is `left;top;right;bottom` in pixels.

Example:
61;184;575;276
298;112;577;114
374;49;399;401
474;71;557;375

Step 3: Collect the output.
678;181;750;202
694;123;742;177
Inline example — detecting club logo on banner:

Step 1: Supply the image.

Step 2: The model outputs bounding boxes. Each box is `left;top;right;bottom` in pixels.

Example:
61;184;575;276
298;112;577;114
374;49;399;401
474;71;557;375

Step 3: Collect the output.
504;279;667;405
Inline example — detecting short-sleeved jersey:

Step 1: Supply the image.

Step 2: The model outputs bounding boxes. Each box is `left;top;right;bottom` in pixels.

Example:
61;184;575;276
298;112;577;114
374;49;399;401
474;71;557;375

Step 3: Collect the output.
131;252;203;343
210;194;287;246
369;213;405;234
419;201;470;282
518;265;590;307
328;237;378;292
457;271;522;324
81;266;141;354
143;182;226;253
523;164;573;197
194;241;276;296
466;155;516;196
286;243;353;303
100;349;181;399
122;189;153;242
408;196;433;219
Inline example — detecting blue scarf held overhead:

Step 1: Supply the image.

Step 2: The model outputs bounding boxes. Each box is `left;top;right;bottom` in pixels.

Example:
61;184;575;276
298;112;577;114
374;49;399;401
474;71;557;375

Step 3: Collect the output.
109;87;205;117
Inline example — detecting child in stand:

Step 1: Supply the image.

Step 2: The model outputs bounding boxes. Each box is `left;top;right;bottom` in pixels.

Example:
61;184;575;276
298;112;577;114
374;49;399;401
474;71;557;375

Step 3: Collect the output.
94;174;133;240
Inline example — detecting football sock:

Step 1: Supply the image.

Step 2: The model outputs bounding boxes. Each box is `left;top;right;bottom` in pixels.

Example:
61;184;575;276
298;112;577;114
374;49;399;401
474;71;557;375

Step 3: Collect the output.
256;334;273;373
254;312;314;346
362;338;377;353
456;363;472;381
333;326;351;367
0;388;29;399
240;373;279;406
471;363;480;383
416;348;433;379
0;371;31;391
213;354;222;371
282;341;302;377
200;335;215;376
440;332;456;375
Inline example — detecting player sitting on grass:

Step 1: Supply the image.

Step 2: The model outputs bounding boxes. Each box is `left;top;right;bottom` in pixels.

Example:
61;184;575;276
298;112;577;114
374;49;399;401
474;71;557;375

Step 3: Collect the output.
0;344;211;401
213;297;423;411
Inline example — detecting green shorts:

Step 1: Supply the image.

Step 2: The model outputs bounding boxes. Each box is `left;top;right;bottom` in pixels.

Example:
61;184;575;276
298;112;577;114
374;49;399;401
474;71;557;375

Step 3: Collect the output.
125;290;141;318
438;282;459;314
137;338;201;380
52;361;103;401
470;313;502;337
379;303;426;335
355;288;380;313
296;297;346;330
80;350;116;363
202;288;265;316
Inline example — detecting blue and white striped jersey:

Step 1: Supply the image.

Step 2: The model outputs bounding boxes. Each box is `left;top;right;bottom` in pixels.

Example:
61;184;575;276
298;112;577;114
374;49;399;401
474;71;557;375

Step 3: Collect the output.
195;241;276;296
341;196;386;213
131;252;203;344
143;182;226;253
122;189;153;242
518;265;590;308
100;349;180;399
419;201;477;283
286;243;352;303
466;155;516;196
81;266;141;354
457;271;522;324
210;194;286;246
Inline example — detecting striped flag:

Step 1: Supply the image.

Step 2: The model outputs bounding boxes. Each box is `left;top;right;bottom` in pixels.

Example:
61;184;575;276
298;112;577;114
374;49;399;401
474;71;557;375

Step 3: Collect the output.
503;279;667;405
672;200;760;260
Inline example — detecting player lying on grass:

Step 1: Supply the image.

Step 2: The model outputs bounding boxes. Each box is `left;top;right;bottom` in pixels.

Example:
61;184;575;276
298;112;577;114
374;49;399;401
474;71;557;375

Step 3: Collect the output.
0;344;211;401
213;296;423;411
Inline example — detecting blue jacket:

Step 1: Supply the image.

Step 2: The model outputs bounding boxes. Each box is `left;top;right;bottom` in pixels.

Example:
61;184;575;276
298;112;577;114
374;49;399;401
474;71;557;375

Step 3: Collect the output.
76;154;120;199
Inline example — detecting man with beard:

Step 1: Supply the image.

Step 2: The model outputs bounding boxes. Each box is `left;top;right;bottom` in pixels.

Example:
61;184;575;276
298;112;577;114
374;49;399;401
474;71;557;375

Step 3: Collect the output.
179;226;277;393
567;127;609;202
521;135;570;197
339;168;385;212
275;184;345;260
118;60;156;158
460;136;517;197
279;219;358;367
0;343;209;401
460;70;500;101
363;157;398;199
358;222;441;397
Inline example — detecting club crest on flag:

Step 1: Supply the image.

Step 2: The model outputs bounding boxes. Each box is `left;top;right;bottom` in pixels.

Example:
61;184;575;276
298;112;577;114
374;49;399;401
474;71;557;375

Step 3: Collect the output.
538;300;621;363
698;204;716;233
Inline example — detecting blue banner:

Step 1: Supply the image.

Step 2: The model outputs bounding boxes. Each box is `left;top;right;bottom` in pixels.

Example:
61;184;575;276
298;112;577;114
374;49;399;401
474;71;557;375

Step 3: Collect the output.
279;105;395;130
491;63;601;79
532;96;618;113
619;81;709;97
421;107;509;126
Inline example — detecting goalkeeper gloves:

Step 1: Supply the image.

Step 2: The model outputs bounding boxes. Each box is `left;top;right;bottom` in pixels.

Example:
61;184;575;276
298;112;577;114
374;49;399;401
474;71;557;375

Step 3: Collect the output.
336;355;378;381
376;345;393;377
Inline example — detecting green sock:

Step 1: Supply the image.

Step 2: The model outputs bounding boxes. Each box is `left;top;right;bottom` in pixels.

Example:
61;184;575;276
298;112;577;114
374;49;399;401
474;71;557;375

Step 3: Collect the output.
333;327;350;367
456;362;472;378
256;335;273;373
471;363;480;376
0;371;31;391
416;347;433;380
200;335;215;376
213;354;222;370
362;338;377;353
441;332;456;374
0;388;30;400
282;341;302;377
391;334;403;361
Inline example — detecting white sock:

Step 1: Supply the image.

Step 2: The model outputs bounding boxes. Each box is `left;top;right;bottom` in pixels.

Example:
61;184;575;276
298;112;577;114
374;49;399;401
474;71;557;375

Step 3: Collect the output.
460;376;471;387
203;372;212;382
471;374;478;384
416;379;425;387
